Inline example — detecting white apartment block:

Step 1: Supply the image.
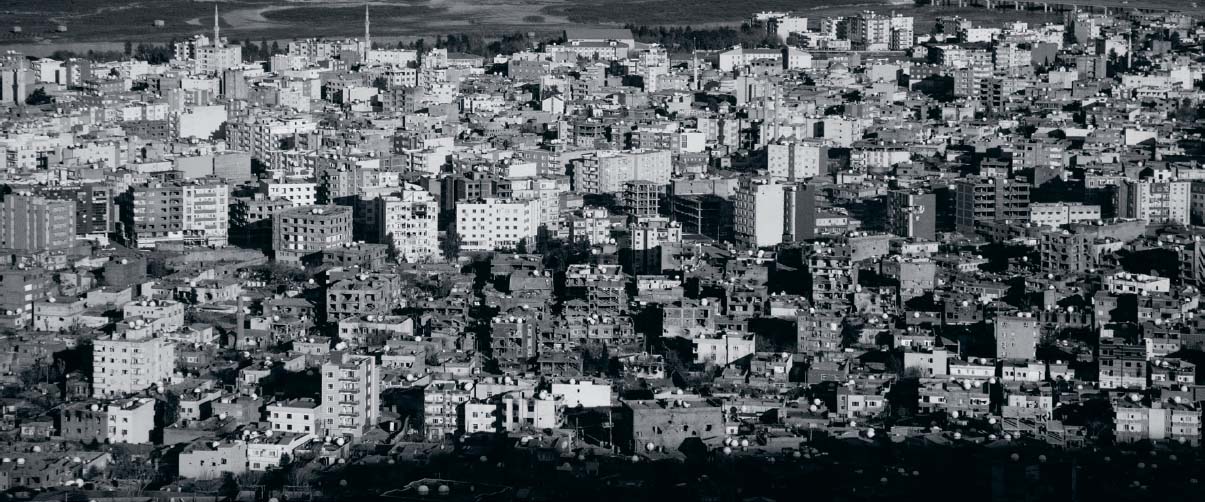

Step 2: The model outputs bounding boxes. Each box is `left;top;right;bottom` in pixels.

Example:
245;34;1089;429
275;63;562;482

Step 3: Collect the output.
375;184;439;262
773;16;809;41
734;178;785;249
849;12;913;51
693;333;756;365
226;117;319;162
1118;178;1190;225
261;179;317;207
182;182;230;247
550;379;613;408
319;354;379;439
509;176;570;232
61;398;156;445
248;432;313;471
92;331;176;397
456;198;540;252
1028;202;1101;227
462;390;563;434
767;141;825;181
268;398;320;435
192;38;241;74
572;150;672;194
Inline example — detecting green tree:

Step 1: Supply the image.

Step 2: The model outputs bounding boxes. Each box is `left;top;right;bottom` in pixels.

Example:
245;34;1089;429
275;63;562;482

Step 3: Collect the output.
219;472;240;499
25;87;53;106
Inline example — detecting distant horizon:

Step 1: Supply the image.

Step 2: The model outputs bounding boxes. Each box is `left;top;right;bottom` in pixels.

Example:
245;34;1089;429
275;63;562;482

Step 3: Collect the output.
0;0;1097;57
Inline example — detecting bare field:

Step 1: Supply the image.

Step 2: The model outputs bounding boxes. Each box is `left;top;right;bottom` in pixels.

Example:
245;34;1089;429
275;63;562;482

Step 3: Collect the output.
0;0;1199;49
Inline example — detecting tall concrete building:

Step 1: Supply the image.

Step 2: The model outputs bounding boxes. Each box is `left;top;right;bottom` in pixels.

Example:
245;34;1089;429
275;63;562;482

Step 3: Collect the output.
93;330;176;397
117;179;229;249
0;58;29;106
319;353;379;439
734;177;785;248
372;184;438;263
571;150;672;194
34;184;115;242
455;198;540;252
808;240;857;313
273;205;353;264
767;140;827;181
1118;177;1190;225
886;189;936;240
954;176;1030;234
0;195;76;252
622;180;661;218
848;12;914;51
994;314;1038;362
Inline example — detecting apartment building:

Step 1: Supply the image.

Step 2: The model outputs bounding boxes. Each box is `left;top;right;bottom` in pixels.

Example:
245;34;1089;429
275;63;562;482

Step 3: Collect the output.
260;179;317;207
885;189;936;240
273;205;353;264
117;179;229;249
1099;337;1147;390
994;314;1039;361
231;195;292;249
570;150;672;194
319;353;380;439
268;398;319;435
848;12;914;50
767;140;827;181
370;184;438;262
462;390;563;434
1115;399;1201;445
1118;177;1191;225
622;180;661;218
693;333;756;365
59;398;156;444
0;194;75;252
734;177;786;249
808;241;857;313
33;183;115;241
954;176;1030;234
1029;202;1102;227
455;198;540;252
424;379;473;440
92;330;176;397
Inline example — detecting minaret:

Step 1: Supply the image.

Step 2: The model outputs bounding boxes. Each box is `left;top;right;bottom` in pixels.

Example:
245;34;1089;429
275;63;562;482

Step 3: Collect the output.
363;4;371;61
692;51;700;91
213;4;221;47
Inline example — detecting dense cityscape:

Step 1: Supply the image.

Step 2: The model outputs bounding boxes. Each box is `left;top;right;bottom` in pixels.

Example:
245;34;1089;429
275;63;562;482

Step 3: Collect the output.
0;1;1202;501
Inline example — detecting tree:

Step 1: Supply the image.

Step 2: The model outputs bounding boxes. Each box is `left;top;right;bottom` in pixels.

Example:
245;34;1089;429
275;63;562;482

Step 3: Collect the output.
123;40;133;57
440;231;461;260
109;446;159;494
25;87;53;106
219;472;240;499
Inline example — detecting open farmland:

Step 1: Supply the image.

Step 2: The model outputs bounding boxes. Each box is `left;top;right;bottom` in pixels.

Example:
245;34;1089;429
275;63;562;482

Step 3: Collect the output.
0;0;1200;49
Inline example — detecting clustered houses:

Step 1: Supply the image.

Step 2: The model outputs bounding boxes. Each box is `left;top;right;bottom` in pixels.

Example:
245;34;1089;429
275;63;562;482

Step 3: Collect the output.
4;3;1205;499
